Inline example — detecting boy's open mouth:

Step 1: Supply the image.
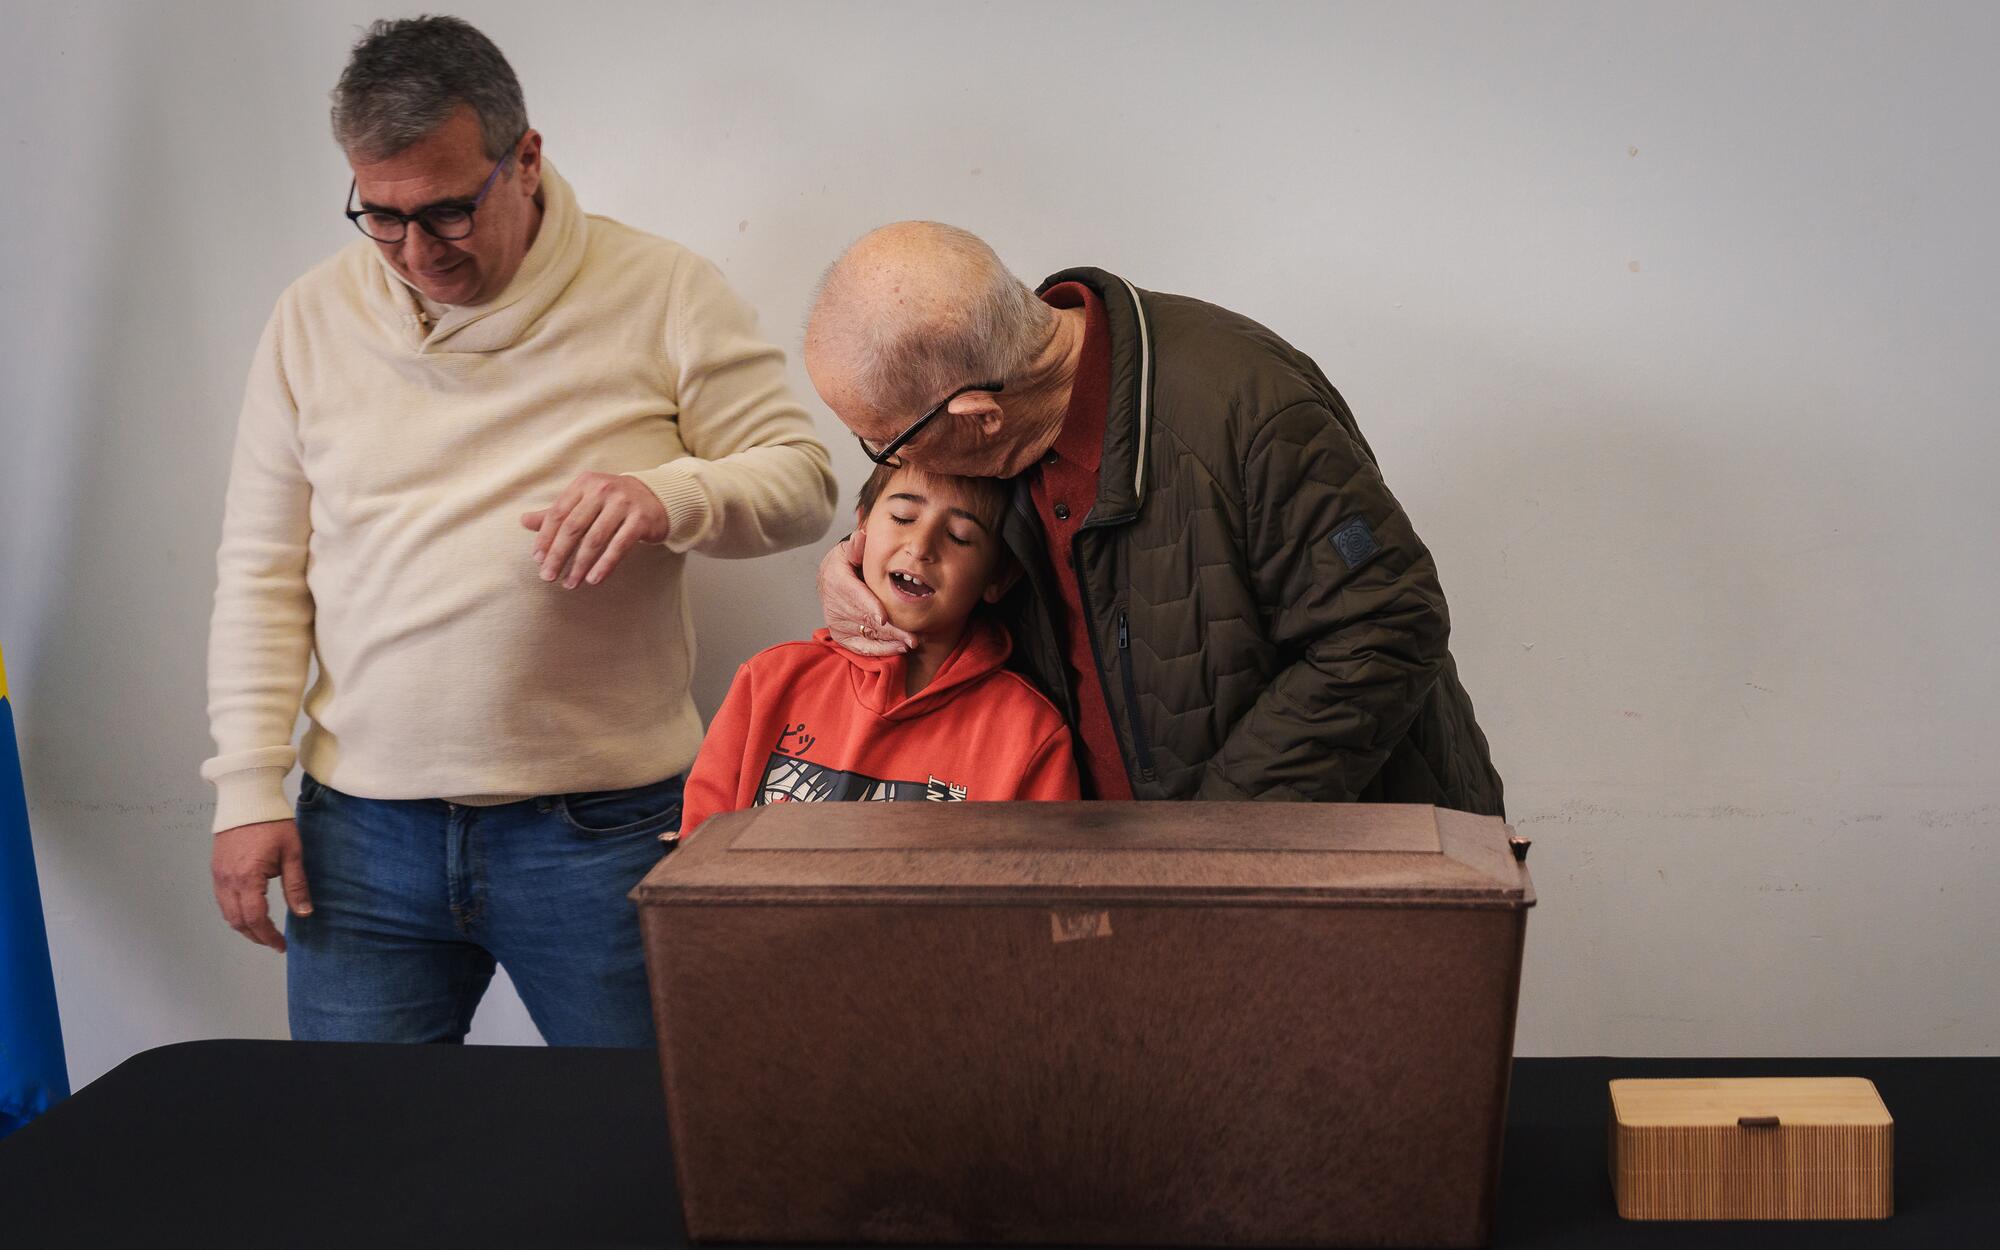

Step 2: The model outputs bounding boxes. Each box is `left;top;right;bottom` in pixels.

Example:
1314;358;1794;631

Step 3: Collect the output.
889;570;935;599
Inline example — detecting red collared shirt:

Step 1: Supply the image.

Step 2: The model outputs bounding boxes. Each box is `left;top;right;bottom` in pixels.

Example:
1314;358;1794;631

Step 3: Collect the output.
1026;282;1134;800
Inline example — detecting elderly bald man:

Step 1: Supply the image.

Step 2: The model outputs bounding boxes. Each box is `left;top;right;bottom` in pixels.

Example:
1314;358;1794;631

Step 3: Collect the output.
809;223;1503;810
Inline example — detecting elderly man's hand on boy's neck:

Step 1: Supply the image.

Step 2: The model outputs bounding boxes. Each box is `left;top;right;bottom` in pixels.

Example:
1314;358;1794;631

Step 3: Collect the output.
818;531;918;656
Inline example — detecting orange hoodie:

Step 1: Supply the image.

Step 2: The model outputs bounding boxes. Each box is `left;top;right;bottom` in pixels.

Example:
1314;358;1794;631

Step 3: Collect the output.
677;616;1080;838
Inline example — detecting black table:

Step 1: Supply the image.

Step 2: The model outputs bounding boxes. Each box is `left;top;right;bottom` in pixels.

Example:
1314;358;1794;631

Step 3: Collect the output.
0;1043;1990;1248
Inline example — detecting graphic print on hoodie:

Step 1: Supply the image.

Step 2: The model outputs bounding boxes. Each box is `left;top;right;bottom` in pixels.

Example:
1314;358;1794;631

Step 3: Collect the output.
675;617;1080;838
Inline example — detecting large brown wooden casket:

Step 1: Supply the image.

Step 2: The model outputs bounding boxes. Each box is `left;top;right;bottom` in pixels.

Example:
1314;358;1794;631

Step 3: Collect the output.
634;801;1535;1247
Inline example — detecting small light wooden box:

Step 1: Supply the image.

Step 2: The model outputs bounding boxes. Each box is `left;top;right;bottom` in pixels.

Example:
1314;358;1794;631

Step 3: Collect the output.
1609;1078;1893;1220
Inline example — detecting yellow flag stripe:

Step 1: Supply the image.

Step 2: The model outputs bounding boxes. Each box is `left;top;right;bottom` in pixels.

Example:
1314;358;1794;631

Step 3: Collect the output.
0;640;9;701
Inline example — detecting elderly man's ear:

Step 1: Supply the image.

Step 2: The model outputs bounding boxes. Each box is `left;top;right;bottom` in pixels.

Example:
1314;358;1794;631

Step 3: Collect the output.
950;388;1007;437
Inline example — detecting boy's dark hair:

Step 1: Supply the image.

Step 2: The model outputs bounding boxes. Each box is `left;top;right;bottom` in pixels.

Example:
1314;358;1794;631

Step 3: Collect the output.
856;462;1011;539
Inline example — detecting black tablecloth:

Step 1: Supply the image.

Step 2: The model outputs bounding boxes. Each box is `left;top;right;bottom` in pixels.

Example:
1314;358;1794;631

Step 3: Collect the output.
0;1043;1990;1248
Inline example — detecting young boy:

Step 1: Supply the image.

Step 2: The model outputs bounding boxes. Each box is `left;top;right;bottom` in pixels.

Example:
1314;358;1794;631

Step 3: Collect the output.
674;462;1080;837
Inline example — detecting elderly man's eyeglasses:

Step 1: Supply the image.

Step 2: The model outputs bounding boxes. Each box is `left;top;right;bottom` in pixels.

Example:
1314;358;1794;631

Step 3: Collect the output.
857;381;1004;466
344;149;513;243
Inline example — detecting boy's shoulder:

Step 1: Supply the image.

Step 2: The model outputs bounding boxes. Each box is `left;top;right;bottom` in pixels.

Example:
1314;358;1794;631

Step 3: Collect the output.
735;636;843;678
956;665;1070;735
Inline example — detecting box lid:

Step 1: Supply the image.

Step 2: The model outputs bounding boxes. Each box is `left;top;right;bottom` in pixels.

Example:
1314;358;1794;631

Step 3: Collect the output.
1610;1078;1892;1129
636;801;1533;909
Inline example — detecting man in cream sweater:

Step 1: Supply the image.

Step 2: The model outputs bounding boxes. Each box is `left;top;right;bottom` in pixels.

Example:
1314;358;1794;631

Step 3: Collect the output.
203;17;835;1045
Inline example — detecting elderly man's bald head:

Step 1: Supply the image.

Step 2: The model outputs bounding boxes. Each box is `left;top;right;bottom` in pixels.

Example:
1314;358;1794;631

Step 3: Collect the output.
806;222;1054;430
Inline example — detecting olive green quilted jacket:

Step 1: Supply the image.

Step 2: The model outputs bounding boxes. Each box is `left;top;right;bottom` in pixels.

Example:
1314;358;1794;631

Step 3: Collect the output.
995;268;1504;814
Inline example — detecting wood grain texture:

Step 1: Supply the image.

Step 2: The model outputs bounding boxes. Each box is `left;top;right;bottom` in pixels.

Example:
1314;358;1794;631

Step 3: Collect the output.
636;802;1533;1246
1608;1078;1894;1220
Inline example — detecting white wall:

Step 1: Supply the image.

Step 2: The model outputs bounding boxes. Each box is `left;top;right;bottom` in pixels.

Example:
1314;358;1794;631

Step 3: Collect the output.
3;1;1994;1086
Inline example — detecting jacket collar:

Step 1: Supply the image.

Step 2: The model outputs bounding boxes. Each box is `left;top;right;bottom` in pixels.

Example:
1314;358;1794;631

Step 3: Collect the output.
1036;266;1153;527
371;161;590;355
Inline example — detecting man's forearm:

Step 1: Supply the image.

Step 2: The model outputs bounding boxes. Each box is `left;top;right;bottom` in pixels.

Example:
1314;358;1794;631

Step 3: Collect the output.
203;556;315;831
630;437;835;559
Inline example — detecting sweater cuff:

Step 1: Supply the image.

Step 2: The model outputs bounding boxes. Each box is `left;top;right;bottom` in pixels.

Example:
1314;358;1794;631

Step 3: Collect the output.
209;766;295;834
628;465;714;553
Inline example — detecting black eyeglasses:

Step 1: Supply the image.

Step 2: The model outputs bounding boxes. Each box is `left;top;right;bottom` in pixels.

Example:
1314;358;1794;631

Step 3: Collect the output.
856;381;1004;465
344;149;513;243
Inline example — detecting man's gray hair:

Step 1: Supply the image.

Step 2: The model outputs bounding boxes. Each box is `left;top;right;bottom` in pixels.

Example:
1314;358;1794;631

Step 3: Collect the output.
330;15;528;162
823;224;1054;418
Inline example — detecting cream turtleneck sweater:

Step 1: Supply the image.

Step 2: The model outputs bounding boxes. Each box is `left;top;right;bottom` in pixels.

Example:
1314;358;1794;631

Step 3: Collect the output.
202;164;835;832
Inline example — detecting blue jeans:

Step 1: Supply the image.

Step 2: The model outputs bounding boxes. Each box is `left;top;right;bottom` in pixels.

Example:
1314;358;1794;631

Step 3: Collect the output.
286;772;682;1047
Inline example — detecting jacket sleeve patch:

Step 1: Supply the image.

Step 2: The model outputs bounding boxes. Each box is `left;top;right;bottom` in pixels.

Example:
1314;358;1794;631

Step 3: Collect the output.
1328;515;1381;571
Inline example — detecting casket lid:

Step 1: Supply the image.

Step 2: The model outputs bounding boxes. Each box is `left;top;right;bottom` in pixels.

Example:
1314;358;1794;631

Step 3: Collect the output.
636;801;1534;910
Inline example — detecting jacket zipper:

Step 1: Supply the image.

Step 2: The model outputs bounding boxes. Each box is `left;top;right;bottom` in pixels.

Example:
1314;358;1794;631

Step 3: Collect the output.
1045;274;1159;788
1106;279;1157;779
1114;609;1156;778
1071;535;1156;785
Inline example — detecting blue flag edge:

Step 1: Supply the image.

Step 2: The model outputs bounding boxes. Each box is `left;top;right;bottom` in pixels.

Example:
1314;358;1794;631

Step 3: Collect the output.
0;690;71;1137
